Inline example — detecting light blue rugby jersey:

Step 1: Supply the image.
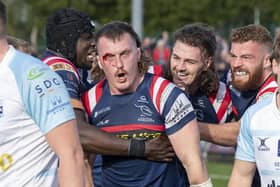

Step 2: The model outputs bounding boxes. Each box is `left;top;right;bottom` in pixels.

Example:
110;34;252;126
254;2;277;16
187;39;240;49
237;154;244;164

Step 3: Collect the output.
236;91;280;187
0;46;75;186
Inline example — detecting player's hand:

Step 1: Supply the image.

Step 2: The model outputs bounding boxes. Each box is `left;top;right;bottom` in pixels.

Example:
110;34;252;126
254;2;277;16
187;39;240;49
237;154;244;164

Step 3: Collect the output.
144;135;175;162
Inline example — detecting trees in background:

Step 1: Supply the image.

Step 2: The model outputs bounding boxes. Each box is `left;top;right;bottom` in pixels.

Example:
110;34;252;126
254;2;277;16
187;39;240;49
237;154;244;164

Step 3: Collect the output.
4;0;280;53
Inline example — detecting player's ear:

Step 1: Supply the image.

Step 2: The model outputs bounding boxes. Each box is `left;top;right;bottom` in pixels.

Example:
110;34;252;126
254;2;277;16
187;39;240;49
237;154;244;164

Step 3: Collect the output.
97;56;103;70
263;53;272;69
203;57;213;71
136;47;141;62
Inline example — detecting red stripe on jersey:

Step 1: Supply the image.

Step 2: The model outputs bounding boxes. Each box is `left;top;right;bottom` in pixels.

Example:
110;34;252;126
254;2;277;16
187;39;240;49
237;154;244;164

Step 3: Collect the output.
44;57;71;66
209;93;215;104
81;92;91;117
43;56;80;80
256;75;277;101
216;87;231;123
155;80;170;113
95;79;105;102
209;83;232;123
257;87;278;101
100;124;165;133
149;76;157;103
232;105;239;117
259;75;275;91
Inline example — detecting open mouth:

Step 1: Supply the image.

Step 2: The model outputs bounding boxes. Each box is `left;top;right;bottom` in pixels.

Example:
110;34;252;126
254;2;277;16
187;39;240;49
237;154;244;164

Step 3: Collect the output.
233;70;248;77
115;71;127;83
117;72;126;78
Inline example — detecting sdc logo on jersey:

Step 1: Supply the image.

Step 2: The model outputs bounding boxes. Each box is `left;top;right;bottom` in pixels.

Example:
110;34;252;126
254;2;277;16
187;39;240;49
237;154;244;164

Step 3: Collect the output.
35;78;61;97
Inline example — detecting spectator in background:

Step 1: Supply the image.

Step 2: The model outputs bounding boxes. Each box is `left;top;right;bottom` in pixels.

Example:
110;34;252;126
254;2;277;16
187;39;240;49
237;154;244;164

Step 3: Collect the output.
0;2;85;186
7;35;32;54
142;36;153;59
271;34;280;84
161;30;171;49
215;35;230;80
152;38;170;65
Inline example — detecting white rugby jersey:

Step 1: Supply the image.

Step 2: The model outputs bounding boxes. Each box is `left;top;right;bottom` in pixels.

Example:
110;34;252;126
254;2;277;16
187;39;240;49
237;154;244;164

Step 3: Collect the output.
236;90;280;187
0;47;75;186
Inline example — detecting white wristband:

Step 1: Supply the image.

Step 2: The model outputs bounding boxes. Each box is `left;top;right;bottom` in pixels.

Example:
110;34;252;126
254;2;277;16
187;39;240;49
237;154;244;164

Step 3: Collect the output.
190;178;213;187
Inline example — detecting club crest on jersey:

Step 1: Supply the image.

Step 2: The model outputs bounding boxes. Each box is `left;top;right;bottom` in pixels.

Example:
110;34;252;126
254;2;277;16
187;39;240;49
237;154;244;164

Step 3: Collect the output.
135;96;154;123
257;137;270;151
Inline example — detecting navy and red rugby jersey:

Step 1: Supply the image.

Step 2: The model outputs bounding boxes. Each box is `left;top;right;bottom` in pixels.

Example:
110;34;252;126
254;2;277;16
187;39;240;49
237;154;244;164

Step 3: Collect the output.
230;74;278;120
82;73;195;187
41;50;93;110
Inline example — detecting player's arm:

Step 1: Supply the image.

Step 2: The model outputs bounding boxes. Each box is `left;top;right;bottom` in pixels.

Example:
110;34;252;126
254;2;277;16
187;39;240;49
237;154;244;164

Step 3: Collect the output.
45;119;84;187
75;109;175;161
198;121;240;146
228;159;256;187
168;119;211;186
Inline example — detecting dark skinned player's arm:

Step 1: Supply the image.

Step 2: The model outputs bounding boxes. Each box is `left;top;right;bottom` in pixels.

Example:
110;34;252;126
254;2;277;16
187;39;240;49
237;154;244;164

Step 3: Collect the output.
198;121;240;147
75;109;175;161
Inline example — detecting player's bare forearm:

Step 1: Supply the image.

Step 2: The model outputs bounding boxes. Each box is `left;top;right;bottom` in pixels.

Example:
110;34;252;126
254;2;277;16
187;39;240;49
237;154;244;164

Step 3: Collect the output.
75;109;175;161
46;120;85;187
198;121;240;146
75;109;128;155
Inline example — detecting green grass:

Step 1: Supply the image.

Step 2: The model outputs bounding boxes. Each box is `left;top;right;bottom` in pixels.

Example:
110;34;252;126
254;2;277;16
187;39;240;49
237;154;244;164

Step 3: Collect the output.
206;153;234;187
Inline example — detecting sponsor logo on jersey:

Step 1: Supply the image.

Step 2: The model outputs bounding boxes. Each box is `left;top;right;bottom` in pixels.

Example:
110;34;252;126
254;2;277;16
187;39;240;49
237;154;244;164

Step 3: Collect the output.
278;139;280;157
196;99;206;108
166;98;193;125
195;109;204;121
35;77;61;97
94;106;111;118
27;67;46;80
257;137;270;151
96;120;109;127
0;153;13;172
47;96;70;115
117;131;162;140
267;179;280;187
0;101;3;118
51;63;75;72
274;161;280;169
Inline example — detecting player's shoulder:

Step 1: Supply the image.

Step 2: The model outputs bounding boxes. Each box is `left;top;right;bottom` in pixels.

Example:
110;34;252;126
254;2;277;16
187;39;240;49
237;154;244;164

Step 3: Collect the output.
246;92;274;117
9;48;53;80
